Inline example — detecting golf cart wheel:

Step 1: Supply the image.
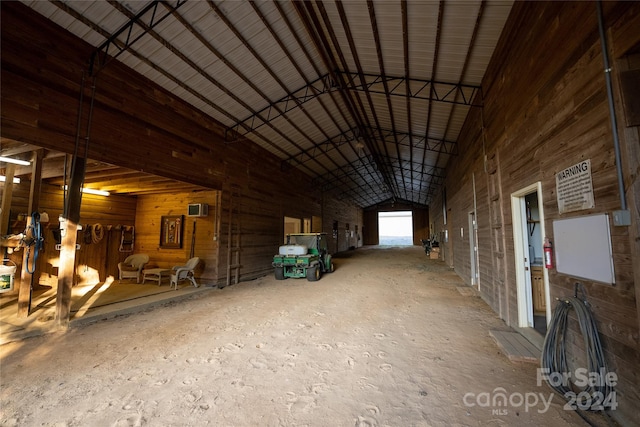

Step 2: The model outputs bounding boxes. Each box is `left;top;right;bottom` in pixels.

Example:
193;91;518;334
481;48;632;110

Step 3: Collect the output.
306;266;320;281
274;267;285;280
323;255;334;273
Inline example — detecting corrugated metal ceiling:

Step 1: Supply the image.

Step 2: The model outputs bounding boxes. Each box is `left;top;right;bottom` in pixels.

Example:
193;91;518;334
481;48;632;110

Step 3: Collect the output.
21;0;514;208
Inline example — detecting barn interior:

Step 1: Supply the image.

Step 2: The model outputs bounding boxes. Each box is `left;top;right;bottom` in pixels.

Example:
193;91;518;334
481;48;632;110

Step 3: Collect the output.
1;1;639;425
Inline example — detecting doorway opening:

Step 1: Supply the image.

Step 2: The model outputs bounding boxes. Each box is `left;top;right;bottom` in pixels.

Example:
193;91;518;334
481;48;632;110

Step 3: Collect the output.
511;183;549;336
311;216;322;233
378;211;413;246
283;216;301;243
468;212;480;289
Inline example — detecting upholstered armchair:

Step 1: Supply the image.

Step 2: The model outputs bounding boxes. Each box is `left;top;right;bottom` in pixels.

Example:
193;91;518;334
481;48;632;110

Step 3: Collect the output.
170;257;200;290
117;254;149;283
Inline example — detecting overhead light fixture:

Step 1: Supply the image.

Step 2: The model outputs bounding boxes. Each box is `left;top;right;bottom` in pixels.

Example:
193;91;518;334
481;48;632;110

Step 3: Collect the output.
0;176;21;184
0;156;31;166
62;185;110;196
81;188;110;196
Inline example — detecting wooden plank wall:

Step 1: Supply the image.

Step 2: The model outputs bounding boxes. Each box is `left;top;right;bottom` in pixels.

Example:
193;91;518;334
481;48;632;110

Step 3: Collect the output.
0;3;363;289
3;181;137;288
434;2;640;425
212;144;353;285
362;210;379;245
2;174;365;289
322;196;364;254
135;190;220;284
1;2;221;189
412;207;429;246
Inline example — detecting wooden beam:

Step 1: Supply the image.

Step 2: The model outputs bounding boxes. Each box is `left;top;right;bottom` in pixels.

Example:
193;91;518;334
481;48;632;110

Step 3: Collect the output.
1;163;16;235
56;156;86;327
17;150;43;317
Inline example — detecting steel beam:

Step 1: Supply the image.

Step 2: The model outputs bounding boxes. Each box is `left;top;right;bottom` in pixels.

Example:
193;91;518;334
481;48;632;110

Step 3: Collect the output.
89;0;188;76
226;72;481;139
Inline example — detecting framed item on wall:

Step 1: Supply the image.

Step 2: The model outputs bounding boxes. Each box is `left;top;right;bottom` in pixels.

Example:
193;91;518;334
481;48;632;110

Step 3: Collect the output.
160;215;183;249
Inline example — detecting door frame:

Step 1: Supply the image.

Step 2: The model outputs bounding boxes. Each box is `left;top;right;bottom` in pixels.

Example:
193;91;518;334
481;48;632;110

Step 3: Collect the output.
468;211;480;289
511;182;550;328
284;216;301;243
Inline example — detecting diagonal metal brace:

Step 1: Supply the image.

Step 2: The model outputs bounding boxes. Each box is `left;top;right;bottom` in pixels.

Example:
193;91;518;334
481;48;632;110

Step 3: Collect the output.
227;72;482;140
89;0;188;76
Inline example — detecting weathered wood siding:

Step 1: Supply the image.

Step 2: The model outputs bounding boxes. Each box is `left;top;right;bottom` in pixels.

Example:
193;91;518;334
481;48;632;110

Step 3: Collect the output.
412;207;430;246
1;3;363;288
323;196;364;254
435;2;640;425
362;210;379;245
1;4;222;190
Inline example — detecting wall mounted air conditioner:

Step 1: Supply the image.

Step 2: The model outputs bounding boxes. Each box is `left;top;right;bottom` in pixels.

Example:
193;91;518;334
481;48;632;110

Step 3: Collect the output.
187;203;209;217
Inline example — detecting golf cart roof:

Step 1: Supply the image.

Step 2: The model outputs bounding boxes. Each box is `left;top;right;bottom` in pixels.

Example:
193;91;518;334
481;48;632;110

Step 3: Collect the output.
287;233;327;236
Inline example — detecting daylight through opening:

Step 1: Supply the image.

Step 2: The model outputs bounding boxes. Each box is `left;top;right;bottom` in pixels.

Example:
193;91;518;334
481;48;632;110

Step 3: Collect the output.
378;211;413;246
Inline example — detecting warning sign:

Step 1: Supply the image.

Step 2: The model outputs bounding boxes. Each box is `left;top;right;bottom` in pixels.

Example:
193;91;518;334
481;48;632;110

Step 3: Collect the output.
556;159;595;214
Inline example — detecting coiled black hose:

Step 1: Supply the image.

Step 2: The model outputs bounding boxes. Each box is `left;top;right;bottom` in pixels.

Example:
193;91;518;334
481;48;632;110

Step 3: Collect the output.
541;295;615;411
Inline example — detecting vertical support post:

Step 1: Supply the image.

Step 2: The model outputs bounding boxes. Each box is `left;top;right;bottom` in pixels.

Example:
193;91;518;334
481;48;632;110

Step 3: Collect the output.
18;150;43;318
0;163;15;235
56;156;86;328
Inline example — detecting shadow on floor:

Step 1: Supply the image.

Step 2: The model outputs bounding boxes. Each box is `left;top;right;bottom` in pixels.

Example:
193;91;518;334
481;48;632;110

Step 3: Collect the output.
0;278;212;344
534;314;547;335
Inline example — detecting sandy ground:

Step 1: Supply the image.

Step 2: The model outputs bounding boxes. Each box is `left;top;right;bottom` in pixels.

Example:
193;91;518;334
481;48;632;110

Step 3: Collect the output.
0;246;583;426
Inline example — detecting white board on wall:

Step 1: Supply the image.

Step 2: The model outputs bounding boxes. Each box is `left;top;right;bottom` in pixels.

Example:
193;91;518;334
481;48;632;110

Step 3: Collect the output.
552;214;615;284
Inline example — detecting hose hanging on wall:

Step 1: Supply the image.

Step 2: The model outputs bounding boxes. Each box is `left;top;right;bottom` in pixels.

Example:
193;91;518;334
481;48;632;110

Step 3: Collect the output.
81;223;105;245
541;285;616;413
91;223;104;244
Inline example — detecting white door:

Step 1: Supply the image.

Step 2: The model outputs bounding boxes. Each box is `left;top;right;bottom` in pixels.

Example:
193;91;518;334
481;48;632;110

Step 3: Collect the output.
519;196;534;327
468;212;479;288
511;186;538;328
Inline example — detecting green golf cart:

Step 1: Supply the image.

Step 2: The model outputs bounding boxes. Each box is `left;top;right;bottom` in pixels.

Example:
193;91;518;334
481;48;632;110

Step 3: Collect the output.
272;233;335;281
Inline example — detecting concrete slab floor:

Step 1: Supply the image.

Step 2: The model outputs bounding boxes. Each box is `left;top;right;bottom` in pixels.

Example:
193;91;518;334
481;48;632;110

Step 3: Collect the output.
0;246;598;426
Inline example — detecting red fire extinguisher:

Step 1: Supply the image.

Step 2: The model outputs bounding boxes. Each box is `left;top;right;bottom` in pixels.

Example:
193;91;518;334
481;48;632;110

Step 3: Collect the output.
543;237;554;269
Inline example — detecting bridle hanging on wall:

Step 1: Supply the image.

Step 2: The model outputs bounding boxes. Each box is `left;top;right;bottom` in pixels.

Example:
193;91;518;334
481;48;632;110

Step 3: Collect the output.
23;212;44;274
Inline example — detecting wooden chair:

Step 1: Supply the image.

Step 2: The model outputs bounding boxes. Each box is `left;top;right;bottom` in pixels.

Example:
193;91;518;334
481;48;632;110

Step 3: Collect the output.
170;257;200;290
117;254;149;283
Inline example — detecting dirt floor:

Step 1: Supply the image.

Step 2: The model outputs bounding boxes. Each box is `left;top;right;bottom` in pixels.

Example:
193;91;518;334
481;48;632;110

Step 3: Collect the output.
0;246;585;426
